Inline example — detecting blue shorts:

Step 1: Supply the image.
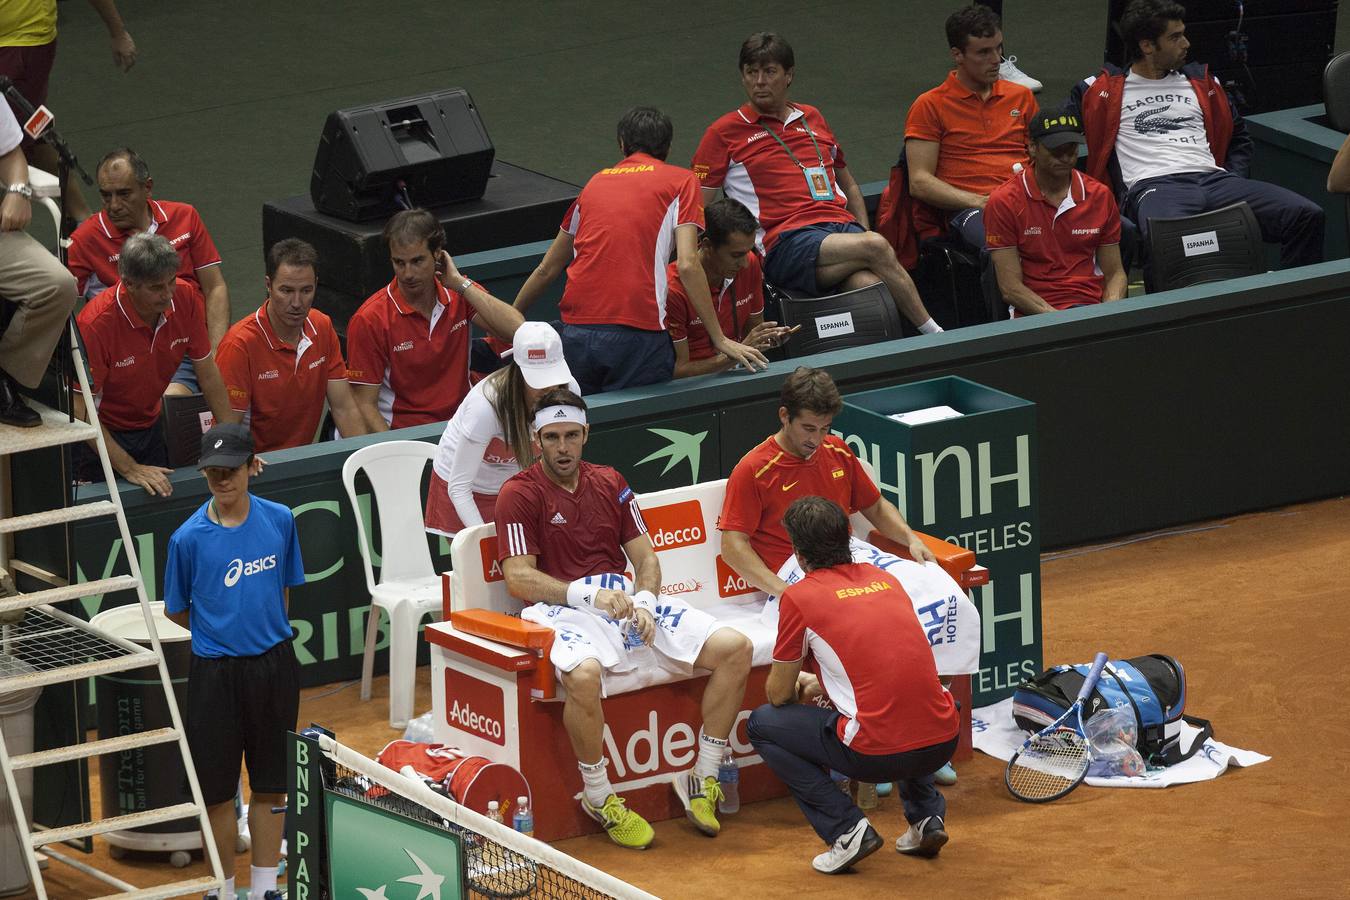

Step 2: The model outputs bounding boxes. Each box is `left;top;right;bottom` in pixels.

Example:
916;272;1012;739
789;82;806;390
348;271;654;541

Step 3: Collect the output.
763;221;865;295
560;323;673;395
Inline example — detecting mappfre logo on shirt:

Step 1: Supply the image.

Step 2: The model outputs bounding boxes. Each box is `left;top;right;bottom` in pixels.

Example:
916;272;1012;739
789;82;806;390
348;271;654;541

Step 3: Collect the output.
479;535;504;582
716;554;753;598
643;499;705;552
223;554;277;587
443;667;506;746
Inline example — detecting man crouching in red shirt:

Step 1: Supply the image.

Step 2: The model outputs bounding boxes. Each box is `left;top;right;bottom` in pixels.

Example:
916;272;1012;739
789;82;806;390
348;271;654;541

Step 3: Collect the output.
749;496;959;875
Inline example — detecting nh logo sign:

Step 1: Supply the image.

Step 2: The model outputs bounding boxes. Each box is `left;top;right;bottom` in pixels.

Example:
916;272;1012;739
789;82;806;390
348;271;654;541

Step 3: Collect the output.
835;432;1032;526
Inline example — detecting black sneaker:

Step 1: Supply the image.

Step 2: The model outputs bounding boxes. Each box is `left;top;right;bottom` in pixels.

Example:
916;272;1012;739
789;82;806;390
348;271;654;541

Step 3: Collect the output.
0;371;39;428
812;818;883;874
895;815;948;858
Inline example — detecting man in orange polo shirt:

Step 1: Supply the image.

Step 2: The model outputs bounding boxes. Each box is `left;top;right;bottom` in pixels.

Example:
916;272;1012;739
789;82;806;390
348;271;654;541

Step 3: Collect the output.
905;5;1037;252
73;232;235;497
216;239;367;451
346;209;523;430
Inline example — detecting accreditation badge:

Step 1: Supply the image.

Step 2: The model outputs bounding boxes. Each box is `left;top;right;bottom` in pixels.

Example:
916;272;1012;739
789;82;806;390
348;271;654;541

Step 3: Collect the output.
803;165;834;201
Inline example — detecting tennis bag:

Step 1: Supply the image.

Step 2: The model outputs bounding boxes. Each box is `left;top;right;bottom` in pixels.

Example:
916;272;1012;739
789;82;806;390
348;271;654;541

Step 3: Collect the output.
1012;654;1214;766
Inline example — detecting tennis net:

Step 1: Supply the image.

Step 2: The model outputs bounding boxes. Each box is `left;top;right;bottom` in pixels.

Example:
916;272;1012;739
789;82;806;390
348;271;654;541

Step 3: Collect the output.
316;734;657;900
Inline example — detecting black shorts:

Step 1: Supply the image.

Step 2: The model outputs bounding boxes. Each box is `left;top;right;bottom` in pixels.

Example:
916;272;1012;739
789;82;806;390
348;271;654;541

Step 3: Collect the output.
73;424;168;482
185;639;300;806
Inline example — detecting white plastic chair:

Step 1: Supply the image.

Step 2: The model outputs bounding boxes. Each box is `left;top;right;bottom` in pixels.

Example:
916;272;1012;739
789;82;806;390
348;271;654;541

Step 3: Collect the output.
341;439;443;728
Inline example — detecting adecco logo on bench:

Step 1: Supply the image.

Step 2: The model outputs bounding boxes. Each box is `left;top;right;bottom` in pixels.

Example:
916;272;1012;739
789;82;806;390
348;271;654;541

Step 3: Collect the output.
643;499;706;552
716;554;754;598
480;535;504;583
444;668;507;746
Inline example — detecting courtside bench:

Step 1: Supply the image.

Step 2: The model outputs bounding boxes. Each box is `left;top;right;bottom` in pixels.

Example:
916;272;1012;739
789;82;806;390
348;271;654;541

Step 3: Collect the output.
425;478;987;841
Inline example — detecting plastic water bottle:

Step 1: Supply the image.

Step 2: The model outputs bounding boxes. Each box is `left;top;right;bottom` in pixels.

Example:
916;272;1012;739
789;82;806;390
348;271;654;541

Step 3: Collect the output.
856;781;878;810
717;748;740;814
512;795;534;837
487;800;503;825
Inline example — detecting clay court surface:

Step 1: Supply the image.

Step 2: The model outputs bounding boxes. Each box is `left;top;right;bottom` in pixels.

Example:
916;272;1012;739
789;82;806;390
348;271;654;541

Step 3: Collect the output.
20;497;1350;899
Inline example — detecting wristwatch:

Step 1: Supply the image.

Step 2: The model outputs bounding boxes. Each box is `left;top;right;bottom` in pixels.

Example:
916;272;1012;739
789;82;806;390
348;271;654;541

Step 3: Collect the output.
458;276;474;294
5;183;32;200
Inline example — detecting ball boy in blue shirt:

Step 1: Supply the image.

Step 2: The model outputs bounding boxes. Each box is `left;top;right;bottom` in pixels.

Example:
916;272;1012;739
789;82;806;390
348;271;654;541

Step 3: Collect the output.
165;423;304;899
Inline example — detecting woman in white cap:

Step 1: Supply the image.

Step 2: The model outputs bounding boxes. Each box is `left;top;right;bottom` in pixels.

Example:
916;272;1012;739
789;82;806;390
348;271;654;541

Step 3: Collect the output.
425;321;578;536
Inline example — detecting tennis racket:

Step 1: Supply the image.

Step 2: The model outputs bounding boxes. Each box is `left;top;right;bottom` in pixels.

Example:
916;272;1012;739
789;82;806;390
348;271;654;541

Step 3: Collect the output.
1005;651;1109;803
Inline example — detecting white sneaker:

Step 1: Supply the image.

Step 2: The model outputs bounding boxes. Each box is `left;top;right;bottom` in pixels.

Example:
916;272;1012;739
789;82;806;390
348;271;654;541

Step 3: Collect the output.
811;818;882;874
896;815;948;858
999;55;1043;93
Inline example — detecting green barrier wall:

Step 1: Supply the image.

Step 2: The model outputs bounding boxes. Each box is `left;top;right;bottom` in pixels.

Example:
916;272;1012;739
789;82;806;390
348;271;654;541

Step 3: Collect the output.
1247;104;1349;261
38;258;1350;688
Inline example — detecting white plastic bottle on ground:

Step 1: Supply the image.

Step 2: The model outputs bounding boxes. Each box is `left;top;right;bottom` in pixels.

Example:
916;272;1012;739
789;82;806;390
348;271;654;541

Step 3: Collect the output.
717;748;740;814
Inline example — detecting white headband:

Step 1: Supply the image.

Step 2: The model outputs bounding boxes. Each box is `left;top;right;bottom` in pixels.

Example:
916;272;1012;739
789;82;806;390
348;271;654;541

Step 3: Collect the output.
533;404;588;432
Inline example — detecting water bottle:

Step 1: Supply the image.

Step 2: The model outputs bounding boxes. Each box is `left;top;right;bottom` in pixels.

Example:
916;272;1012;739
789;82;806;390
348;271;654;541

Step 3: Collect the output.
717;748;740;814
486;800;503;825
856;781;878;810
512;795;534;837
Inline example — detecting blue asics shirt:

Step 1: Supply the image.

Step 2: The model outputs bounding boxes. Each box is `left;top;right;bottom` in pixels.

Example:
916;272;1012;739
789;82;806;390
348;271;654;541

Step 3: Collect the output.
164;494;305;658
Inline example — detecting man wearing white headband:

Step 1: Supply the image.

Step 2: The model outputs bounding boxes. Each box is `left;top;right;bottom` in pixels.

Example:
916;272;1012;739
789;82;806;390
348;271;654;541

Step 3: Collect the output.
495;387;753;849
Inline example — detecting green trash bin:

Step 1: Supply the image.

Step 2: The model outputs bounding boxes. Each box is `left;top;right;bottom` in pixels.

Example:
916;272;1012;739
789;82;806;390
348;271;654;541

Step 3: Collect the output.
832;376;1040;705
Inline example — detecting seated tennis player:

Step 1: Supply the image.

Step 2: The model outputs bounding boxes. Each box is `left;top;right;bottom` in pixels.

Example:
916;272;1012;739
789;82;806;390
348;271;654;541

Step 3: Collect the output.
720;366;972;786
495;388;753;848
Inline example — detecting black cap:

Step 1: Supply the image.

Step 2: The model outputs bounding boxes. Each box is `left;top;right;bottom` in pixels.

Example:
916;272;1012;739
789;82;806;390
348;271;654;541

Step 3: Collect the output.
197;422;254;470
1029;110;1085;149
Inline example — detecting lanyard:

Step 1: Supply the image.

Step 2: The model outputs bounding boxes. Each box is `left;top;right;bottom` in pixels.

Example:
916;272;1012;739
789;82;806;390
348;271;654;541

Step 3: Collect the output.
760;114;826;171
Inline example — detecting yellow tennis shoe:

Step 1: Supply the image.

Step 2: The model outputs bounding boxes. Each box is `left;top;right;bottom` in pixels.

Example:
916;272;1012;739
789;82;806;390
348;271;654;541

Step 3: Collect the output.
672;772;723;836
582;794;654;849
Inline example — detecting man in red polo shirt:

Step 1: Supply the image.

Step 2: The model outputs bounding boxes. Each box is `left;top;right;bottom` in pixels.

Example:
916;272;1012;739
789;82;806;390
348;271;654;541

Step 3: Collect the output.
74;232;235;496
985;110;1126;315
67;149;231;396
665;197;794;378
719;367;935;598
693;33;938;334
346;208;523;431
749;496;959;874
216;239;367;451
905;5;1037;251
513;107;766;394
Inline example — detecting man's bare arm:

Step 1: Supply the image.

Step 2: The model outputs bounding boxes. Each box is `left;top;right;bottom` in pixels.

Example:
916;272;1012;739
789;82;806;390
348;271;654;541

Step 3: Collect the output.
195;265;231;348
325;379;368;439
513;230;573;314
1097;244;1128;302
350;383;389;433
860;497;936;564
720;529;788;596
906;138;989;211
765;658;804;706
990;247;1056;315
835;165;870;229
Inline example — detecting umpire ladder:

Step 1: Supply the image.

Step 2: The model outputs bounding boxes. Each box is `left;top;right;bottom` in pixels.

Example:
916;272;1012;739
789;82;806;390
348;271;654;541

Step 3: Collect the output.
0;320;225;899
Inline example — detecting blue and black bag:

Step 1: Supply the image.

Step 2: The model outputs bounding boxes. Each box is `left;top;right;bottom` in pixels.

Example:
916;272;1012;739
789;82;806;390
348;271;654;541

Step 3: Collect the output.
1012;654;1214;766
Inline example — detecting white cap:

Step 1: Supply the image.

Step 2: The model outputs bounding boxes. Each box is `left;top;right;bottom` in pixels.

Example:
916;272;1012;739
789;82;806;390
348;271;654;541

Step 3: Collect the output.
503;321;572;390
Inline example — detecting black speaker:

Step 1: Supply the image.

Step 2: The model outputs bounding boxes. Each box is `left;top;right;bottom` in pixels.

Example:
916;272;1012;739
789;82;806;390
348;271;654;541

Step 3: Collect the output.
311;88;494;222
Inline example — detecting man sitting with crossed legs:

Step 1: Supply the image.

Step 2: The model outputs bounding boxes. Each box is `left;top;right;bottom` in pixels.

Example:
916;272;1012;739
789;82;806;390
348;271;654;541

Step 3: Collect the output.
495;387;753;848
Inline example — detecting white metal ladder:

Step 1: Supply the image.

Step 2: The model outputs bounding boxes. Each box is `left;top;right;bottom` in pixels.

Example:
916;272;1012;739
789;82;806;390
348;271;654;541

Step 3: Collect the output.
0;322;225;898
